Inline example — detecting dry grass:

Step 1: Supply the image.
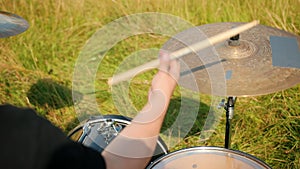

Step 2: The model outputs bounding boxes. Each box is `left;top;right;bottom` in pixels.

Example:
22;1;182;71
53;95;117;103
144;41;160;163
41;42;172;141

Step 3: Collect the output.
0;0;299;168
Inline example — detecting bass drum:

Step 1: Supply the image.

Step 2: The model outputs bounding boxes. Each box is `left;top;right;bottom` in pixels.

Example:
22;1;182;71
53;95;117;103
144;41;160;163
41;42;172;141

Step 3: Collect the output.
147;147;272;169
68;115;168;162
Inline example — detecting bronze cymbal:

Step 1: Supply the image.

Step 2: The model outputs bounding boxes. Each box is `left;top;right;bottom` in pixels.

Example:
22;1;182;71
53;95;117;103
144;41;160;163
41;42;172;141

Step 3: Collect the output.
0;11;29;38
162;22;300;97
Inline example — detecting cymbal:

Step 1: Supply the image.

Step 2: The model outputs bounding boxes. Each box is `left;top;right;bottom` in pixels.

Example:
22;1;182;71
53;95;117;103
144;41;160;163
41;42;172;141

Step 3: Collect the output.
162;22;300;97
0;11;29;38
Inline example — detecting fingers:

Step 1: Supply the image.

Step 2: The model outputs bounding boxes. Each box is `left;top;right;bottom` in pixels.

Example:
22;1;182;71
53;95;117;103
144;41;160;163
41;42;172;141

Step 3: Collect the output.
149;51;180;100
158;51;170;73
169;59;180;81
158;50;180;81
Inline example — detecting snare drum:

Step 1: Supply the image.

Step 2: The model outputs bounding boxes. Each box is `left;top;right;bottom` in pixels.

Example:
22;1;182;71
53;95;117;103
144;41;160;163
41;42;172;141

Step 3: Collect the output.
147;147;272;169
68;115;168;161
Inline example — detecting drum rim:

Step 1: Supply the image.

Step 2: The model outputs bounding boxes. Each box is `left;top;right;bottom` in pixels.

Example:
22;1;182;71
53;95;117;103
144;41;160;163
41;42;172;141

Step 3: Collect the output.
146;146;272;169
67;115;131;138
68;115;169;155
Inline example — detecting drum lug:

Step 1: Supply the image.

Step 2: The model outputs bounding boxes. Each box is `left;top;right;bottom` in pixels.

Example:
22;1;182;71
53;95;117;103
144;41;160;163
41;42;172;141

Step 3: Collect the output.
96;118;123;144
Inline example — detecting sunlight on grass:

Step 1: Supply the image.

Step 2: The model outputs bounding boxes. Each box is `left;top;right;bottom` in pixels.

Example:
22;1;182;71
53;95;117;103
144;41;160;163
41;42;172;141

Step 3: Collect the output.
0;0;299;168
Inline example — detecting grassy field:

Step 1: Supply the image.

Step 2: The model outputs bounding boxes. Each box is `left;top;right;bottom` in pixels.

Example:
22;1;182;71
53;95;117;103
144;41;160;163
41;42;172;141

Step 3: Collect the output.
1;0;300;168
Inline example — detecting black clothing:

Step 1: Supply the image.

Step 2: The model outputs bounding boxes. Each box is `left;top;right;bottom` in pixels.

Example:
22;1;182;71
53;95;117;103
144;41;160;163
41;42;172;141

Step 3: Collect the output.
0;104;106;169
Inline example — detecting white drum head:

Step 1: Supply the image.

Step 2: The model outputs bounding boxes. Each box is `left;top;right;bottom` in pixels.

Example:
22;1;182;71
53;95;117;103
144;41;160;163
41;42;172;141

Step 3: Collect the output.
147;147;271;169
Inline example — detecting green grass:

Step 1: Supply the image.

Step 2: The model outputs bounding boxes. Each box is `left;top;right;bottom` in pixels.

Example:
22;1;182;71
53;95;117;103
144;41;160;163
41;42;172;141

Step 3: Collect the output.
1;0;300;168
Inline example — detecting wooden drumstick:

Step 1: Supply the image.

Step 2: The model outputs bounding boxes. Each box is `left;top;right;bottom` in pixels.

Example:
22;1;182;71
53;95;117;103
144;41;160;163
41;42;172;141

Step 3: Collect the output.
108;20;259;86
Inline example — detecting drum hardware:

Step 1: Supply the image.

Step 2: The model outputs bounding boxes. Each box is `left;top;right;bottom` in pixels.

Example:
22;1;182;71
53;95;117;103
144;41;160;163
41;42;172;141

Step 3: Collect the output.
217;32;239;149
228;32;240;46
68;115;168;163
82;117;123;144
0;11;29;38
218;96;237;149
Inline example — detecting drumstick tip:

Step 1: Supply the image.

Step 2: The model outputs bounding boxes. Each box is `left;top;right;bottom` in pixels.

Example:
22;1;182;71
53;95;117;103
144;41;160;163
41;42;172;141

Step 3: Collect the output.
252;20;260;25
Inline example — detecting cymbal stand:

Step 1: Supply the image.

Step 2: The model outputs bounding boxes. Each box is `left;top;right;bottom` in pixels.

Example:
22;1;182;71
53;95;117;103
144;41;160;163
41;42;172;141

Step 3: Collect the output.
219;96;237;149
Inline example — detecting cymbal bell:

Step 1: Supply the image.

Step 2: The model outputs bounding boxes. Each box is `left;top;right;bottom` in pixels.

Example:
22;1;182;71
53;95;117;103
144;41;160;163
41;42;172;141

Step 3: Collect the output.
162;22;300;97
0;11;29;38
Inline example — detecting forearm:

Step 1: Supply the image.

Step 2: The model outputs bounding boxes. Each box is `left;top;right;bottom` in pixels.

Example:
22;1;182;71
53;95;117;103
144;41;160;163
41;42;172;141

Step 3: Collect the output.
102;91;170;169
102;51;179;169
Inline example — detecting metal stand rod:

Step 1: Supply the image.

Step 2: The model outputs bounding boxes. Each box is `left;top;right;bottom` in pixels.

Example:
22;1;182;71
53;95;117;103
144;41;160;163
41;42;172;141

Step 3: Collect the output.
224;96;236;149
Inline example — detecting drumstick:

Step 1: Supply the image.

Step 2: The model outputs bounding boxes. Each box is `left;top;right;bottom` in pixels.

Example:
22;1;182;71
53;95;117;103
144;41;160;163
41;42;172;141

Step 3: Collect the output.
108;20;259;86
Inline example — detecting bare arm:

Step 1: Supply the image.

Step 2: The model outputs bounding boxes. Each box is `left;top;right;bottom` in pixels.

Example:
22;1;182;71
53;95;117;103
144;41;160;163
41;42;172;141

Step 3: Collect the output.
102;52;180;169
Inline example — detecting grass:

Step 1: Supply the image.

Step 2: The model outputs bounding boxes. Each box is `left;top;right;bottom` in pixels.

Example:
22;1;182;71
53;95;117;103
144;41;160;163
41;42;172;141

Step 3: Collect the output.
1;0;300;168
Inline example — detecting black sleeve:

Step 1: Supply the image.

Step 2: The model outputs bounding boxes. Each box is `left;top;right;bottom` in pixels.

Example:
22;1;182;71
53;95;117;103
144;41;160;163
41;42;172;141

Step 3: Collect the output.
0;104;106;169
47;142;106;169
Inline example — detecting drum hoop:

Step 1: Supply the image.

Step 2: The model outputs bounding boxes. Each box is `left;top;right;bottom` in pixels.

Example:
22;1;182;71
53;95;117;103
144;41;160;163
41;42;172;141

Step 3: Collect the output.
67;115;129;136
147;146;272;169
68;115;169;155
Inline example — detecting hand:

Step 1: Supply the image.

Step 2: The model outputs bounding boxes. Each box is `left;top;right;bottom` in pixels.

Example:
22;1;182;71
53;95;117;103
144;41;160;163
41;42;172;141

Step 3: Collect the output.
149;51;180;99
134;51;180;124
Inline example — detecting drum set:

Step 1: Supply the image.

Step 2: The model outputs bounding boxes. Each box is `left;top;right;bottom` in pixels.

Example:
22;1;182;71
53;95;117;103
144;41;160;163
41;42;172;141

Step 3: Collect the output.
73;22;300;168
69;22;300;168
2;11;300;169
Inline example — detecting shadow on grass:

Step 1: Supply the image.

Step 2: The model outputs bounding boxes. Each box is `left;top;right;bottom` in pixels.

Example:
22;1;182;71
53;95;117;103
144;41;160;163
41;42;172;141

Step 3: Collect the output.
27;78;82;109
162;96;214;138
